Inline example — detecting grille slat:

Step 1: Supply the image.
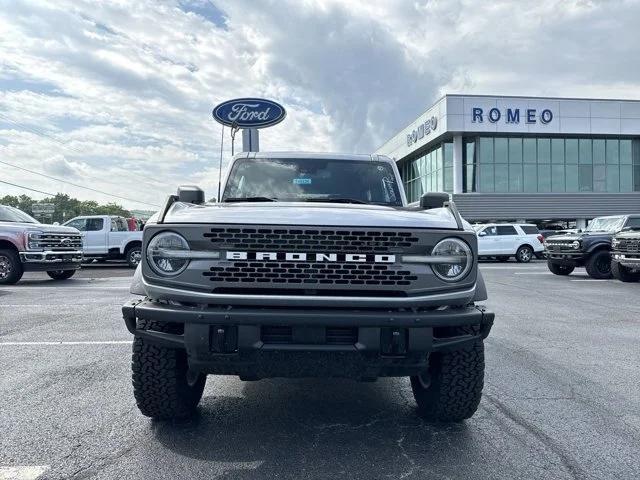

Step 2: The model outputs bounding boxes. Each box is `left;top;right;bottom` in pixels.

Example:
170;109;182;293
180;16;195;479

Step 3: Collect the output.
203;261;417;286
204;227;419;253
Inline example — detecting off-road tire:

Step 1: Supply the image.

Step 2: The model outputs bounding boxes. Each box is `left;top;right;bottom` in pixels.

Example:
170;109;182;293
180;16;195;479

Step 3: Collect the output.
46;270;76;280
125;245;142;269
547;259;575;276
611;261;640;282
132;319;206;420
585;250;613;279
0;248;24;285
410;326;484;422
515;245;533;263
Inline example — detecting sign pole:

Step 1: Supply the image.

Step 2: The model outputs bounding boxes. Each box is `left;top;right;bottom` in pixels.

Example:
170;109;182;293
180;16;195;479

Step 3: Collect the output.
242;129;259;152
217;125;224;202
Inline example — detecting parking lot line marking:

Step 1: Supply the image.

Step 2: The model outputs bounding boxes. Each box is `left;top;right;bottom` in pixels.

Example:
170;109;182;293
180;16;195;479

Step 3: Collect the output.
513;272;552;275
0;341;132;346
570;279;610;282
480;266;547;270
0;286;128;291
0;466;48;480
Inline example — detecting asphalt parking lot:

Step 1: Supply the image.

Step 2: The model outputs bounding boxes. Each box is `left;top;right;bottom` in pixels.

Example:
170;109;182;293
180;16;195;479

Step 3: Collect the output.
1;261;639;480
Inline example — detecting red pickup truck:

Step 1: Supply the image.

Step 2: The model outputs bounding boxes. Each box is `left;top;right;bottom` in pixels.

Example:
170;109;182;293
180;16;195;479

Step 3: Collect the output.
0;205;83;285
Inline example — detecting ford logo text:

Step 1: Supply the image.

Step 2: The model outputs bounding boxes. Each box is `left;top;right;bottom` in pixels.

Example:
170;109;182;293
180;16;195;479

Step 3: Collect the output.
212;98;286;129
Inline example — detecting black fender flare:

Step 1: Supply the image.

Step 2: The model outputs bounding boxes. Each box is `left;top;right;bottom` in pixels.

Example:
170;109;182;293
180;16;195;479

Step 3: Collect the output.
472;270;488;302
586;242;611;254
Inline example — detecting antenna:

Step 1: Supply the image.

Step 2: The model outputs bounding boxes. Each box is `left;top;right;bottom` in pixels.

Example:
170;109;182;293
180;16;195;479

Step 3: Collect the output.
217;124;224;202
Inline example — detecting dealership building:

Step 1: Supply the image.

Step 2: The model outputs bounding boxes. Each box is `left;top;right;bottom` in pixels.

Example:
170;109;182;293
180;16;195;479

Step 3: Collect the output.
376;94;640;227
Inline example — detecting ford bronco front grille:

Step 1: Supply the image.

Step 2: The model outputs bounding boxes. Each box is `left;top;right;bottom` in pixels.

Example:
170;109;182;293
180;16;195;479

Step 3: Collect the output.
203;227;419;253
40;233;83;251
617;239;640;253
203;261;418;286
545;241;577;253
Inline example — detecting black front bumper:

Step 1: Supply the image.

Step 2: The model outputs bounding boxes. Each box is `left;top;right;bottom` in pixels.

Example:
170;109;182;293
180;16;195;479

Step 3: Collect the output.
122;299;494;379
546;251;585;267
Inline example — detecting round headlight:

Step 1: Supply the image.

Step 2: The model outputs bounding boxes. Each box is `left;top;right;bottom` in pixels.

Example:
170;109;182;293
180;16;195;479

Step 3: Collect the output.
571;240;580;249
431;238;473;282
147;232;190;276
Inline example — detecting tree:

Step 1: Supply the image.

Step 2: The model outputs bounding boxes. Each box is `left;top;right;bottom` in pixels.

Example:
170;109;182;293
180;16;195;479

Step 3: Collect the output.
0;193;131;223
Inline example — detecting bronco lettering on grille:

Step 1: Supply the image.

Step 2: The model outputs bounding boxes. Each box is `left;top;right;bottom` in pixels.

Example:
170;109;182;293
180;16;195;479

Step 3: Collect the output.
226;252;396;263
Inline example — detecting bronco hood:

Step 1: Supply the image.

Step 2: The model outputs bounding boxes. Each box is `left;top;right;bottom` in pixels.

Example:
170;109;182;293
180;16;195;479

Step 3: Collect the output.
546;231;612;242
156;201;464;230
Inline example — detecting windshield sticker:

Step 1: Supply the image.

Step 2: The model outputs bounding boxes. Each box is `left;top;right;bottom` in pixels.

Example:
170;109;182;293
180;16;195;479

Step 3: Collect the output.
293;178;312;185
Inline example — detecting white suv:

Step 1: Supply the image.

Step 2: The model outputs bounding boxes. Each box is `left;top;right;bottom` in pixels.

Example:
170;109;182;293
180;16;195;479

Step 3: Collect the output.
474;223;544;263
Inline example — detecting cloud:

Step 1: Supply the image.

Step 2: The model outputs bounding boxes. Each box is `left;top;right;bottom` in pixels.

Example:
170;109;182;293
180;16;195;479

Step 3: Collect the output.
1;0;640;209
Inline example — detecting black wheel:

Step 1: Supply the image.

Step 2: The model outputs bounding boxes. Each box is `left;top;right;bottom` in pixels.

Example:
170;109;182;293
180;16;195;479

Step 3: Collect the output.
515;245;533;263
611;261;640;282
132;319;206;420
410;326;484;422
585;250;613;279
547;259;575;275
497;256;510;262
46;270;76;280
126;245;142;268
0;248;24;285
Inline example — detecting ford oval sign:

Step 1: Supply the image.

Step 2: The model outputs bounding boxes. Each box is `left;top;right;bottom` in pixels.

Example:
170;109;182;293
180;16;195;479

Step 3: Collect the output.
212;98;286;129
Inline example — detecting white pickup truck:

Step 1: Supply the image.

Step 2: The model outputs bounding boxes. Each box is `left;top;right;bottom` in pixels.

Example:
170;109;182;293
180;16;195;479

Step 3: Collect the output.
63;215;142;267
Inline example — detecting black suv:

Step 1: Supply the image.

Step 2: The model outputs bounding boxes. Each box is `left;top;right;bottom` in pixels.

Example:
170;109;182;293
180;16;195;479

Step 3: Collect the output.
545;215;640;279
611;227;640;282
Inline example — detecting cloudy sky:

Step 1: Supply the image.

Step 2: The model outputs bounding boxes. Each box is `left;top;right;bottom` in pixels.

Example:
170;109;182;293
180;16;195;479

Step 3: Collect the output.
1;0;639;210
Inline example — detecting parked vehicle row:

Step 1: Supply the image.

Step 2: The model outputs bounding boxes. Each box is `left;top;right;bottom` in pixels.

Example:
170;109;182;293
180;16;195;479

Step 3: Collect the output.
474;223;544;263
1;207;146;284
545;215;640;281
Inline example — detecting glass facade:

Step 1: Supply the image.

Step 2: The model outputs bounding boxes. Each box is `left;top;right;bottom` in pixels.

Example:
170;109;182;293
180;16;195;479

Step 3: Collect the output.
399;141;453;201
463;136;640;194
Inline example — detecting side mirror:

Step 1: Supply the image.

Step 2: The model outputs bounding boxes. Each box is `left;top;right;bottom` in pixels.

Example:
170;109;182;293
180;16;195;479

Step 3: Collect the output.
177;185;205;205
419;192;450;210
478;231;487;237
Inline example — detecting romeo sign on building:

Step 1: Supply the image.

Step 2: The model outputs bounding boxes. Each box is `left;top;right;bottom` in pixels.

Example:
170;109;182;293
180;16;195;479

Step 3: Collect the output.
471;107;553;124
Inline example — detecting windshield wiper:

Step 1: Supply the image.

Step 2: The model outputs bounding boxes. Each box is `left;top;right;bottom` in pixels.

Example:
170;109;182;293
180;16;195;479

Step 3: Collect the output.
224;197;278;203
303;197;369;205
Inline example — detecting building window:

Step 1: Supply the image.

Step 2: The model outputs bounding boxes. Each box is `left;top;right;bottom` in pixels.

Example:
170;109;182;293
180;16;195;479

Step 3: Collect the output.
463;136;640;194
464;139;476;192
398;141;453;202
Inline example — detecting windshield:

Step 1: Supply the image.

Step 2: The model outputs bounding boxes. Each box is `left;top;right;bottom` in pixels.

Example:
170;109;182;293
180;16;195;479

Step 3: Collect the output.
585;216;625;233
222;158;402;206
0;205;39;223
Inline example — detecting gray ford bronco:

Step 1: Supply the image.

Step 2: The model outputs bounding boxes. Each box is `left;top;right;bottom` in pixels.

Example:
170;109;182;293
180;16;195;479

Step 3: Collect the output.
122;152;494;422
